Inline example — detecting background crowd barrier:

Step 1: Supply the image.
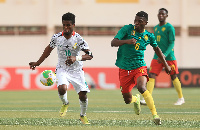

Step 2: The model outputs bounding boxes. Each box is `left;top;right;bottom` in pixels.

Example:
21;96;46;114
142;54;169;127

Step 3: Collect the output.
0;67;199;90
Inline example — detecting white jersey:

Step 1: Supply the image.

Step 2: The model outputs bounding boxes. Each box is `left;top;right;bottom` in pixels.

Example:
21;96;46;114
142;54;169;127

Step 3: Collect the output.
50;31;89;72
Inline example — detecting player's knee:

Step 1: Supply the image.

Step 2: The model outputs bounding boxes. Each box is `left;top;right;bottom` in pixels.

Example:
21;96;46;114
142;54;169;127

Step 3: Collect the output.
122;93;132;104
58;85;67;95
79;91;87;101
124;98;131;104
137;85;146;94
79;96;87;101
171;74;177;80
149;73;156;78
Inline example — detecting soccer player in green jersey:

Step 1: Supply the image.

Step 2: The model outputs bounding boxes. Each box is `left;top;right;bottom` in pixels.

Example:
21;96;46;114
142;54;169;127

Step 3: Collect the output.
111;11;171;125
140;8;185;106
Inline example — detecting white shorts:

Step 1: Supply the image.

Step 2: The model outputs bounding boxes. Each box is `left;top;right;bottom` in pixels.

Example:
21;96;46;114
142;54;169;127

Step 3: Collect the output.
56;68;90;94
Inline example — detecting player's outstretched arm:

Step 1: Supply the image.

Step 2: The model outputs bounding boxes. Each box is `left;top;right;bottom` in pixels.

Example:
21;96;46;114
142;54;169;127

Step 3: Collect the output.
29;44;54;70
111;38;137;47
153;46;171;74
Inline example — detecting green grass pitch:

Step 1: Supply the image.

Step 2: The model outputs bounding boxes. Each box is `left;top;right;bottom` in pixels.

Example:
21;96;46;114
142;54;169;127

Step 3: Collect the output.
0;88;199;130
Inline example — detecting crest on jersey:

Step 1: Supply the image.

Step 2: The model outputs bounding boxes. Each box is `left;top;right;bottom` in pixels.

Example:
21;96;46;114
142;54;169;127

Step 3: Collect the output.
144;35;148;41
73;43;77;49
162;27;166;32
131;30;135;35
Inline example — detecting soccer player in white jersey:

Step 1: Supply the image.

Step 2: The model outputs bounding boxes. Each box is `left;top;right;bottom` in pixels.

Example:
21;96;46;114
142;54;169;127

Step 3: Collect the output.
29;12;93;124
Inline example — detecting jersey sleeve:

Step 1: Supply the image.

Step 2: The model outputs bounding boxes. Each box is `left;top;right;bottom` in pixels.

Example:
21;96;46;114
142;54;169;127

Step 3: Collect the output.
168;25;175;42
76;33;89;50
114;25;129;40
49;32;62;48
163;26;175;57
149;33;158;48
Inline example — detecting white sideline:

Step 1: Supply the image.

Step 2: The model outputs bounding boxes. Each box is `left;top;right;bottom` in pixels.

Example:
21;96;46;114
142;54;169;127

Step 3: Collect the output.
0;110;199;114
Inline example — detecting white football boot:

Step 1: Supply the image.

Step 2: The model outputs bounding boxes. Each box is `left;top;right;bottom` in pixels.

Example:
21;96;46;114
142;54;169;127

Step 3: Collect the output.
140;98;147;105
174;97;185;105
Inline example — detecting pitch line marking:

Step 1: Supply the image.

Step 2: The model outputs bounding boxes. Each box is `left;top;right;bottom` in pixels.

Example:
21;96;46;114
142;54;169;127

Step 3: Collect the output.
0;110;200;114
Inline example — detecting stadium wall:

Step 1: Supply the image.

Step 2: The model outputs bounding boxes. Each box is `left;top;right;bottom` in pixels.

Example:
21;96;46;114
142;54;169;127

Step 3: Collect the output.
0;0;200;90
0;0;200;68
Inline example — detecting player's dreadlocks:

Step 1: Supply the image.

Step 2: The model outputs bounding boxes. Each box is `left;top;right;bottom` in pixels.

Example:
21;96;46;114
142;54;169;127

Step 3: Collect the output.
62;12;75;24
136;11;148;21
159;8;168;14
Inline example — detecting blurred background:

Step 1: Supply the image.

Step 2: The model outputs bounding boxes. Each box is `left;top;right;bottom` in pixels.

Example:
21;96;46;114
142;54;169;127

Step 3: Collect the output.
0;0;199;90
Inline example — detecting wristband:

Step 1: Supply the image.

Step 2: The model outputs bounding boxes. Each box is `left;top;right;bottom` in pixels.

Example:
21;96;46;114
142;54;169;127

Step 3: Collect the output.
76;56;82;61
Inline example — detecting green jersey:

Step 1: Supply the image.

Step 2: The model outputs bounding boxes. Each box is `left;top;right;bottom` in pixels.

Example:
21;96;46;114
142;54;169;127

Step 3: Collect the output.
114;24;158;70
153;22;176;60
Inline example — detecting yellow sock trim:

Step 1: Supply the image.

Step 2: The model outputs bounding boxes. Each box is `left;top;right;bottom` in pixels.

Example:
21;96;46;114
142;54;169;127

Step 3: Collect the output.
147;78;155;95
173;77;183;98
130;95;137;104
142;90;157;115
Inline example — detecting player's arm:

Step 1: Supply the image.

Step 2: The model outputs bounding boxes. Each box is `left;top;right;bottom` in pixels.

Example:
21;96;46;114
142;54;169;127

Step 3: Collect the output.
163;26;175;57
153;46;171;74
81;49;93;60
65;49;93;66
29;44;54;70
163;40;174;57
111;38;137;47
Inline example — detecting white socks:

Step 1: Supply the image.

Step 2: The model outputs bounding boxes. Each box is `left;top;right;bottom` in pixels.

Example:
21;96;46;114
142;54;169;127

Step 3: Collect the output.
59;92;69;105
79;98;88;116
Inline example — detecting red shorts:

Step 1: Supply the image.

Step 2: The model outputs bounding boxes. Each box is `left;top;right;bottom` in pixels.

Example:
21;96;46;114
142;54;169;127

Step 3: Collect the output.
119;66;149;94
149;59;179;76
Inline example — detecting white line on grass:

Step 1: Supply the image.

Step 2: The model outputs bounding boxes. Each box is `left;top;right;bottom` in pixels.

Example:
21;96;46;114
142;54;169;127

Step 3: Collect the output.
0;110;200;114
93;111;200;114
0;110;73;112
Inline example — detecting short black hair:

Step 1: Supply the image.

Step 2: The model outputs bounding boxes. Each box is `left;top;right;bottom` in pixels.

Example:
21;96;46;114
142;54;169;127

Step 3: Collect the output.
159;8;168;14
62;12;75;24
136;11;148;21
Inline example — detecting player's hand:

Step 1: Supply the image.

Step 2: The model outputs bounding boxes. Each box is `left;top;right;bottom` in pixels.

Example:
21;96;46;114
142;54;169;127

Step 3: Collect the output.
29;62;39;70
65;56;76;66
165;65;171;75
127;38;137;46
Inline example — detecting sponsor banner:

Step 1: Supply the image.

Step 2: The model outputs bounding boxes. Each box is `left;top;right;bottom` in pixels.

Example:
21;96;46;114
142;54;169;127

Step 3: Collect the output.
0;67;199;90
0;67;120;90
178;69;200;87
155;68;200;88
155;71;171;88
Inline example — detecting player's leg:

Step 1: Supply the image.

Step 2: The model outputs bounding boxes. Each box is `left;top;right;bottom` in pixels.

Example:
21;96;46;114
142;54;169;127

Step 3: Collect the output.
70;70;90;124
78;91;90;124
171;74;185;105
58;84;69;117
168;60;185;105
140;73;156;105
56;68;70;117
119;68;140;115
122;92;141;115
140;59;162;105
137;75;161;125
147;59;163;95
147;73;156;95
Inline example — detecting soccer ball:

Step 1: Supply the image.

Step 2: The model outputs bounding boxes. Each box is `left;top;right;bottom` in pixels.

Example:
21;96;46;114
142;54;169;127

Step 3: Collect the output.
40;70;56;86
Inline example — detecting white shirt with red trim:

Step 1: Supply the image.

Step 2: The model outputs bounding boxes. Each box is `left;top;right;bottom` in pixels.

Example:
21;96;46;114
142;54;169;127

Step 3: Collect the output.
50;31;89;71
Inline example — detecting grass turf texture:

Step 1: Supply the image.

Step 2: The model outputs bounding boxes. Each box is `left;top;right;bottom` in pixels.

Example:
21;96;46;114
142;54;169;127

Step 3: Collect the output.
0;88;199;129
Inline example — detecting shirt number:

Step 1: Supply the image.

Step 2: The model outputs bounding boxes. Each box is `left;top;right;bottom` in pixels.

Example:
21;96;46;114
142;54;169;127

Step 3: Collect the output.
157;35;161;42
65;50;71;56
135;43;140;50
